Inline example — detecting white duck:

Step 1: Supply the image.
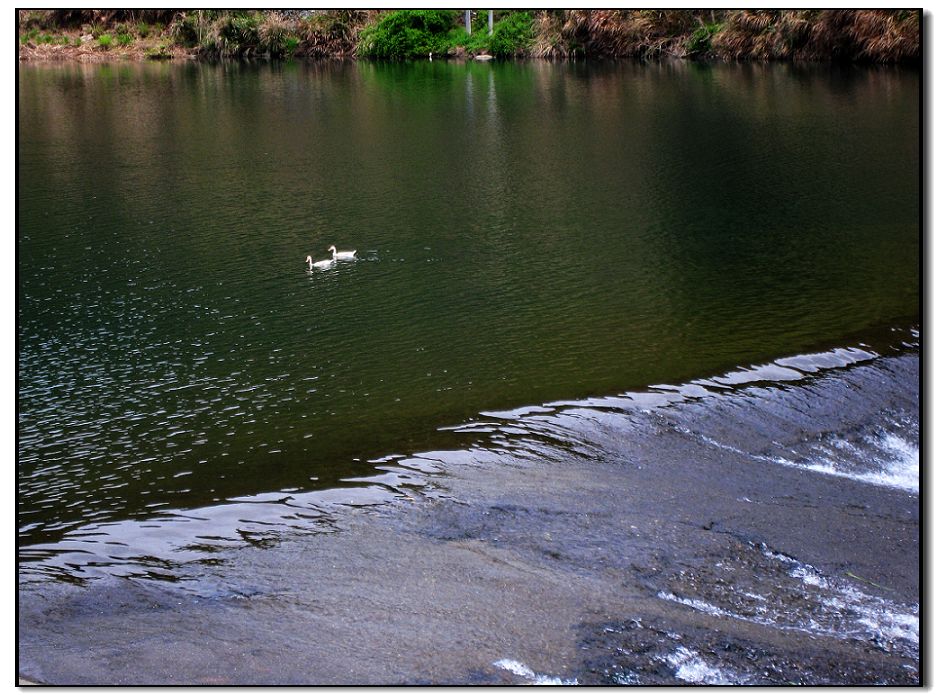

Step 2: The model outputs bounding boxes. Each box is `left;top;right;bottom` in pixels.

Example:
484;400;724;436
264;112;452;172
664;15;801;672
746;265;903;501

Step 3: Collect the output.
328;245;357;261
306;255;334;270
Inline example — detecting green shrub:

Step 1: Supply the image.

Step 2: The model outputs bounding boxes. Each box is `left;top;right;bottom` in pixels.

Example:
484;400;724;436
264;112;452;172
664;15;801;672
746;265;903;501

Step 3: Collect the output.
357;10;534;60
136;22;150;38
217;13;261;55
451;22;490;53
686;22;720;56
117;32;133;46
445;11;534;58
488;11;533;58
358;10;457;60
97;33;113;49
284;35;300;54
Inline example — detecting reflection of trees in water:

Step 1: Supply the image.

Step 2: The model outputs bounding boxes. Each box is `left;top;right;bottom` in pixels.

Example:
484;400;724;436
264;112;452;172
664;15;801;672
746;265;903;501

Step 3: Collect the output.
625;61;919;344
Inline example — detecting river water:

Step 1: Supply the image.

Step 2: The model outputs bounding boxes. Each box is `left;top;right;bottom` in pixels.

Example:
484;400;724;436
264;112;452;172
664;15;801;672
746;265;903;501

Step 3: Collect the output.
18;59;920;683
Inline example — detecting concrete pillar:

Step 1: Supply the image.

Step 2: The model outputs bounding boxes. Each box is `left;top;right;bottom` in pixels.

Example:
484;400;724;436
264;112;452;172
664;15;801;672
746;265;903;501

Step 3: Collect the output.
465;10;471;34
488;10;493;35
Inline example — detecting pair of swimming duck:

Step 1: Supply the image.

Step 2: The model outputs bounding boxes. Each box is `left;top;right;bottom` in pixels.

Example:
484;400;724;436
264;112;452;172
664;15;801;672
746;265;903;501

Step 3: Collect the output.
306;245;356;270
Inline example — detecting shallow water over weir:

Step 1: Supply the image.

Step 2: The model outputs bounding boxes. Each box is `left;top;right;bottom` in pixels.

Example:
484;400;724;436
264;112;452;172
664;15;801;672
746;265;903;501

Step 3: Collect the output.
18;344;919;684
18;335;919;587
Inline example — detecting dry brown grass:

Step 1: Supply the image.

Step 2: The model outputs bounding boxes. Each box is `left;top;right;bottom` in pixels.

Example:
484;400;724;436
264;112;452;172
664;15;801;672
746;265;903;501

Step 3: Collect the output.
556;10;707;59
712;10;797;60
809;10;919;62
704;10;917;62
258;13;291;56
533;9;919;63
529;11;569;59
20;10;179;30
297;10;374;59
19;35;187;63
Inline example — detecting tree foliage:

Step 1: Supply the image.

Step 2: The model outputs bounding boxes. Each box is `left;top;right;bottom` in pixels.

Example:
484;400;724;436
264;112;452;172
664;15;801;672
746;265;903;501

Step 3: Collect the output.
357;10;457;60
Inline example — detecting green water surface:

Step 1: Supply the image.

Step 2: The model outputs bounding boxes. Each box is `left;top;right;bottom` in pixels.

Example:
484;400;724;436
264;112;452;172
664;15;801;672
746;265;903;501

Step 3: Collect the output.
18;60;919;544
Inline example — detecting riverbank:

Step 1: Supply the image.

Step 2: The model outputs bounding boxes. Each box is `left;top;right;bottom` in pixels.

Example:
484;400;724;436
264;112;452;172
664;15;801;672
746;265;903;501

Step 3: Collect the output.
19;346;919;684
18;10;920;64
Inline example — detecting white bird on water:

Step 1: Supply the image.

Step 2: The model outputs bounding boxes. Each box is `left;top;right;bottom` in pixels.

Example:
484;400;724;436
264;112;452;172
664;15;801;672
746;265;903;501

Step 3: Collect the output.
306;255;333;270
328;245;357;260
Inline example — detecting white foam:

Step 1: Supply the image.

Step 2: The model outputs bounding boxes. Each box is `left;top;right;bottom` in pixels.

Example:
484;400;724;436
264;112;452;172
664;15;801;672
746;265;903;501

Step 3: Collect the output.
657;591;734;620
659;547;919;658
858;612;919;644
493;659;577;685
697;433;749;457
766;547;919;649
789;564;828;588
766;431;919;495
873;433;920;491
663;647;740;685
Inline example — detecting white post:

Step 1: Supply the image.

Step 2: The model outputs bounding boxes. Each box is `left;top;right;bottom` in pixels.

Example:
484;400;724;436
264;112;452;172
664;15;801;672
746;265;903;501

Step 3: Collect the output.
488;10;493;35
465;10;471;34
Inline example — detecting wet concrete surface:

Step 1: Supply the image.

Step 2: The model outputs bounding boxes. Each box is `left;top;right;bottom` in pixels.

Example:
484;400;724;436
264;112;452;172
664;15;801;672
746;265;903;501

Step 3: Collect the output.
18;352;919;684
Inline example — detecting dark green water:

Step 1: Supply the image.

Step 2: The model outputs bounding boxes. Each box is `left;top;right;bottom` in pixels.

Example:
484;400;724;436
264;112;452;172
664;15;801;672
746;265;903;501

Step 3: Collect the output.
18;60;919;547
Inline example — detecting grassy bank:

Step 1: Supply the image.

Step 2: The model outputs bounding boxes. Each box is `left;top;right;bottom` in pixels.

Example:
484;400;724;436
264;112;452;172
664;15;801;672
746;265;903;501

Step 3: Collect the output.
18;9;920;64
